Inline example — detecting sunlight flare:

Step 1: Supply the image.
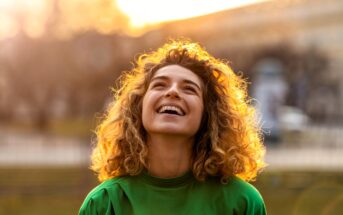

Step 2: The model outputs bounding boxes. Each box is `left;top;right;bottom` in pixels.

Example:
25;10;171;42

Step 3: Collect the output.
0;0;269;39
117;0;269;28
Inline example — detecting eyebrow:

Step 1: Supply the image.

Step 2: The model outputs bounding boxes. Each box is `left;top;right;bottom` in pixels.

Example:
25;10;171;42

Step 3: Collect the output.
151;76;202;91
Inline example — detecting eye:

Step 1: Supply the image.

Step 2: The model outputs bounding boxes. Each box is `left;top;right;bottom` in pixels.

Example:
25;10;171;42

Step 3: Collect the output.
184;86;197;93
151;82;166;89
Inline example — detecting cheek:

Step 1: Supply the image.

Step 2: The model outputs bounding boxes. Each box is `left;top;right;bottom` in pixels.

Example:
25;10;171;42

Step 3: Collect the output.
142;96;147;113
141;92;156;122
141;95;150;119
141;100;149;130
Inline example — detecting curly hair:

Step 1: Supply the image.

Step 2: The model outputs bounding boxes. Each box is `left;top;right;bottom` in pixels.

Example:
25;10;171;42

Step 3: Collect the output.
91;39;266;183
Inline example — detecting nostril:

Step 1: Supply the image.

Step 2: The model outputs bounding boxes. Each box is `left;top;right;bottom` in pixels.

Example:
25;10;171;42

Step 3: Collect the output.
166;90;180;98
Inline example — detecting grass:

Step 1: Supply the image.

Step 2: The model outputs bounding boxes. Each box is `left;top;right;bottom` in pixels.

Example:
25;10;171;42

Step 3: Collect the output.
0;167;342;215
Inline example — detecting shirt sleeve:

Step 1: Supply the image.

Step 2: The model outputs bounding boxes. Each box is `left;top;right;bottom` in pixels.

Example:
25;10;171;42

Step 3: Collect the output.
79;198;99;215
245;198;267;215
244;185;267;215
78;188;115;215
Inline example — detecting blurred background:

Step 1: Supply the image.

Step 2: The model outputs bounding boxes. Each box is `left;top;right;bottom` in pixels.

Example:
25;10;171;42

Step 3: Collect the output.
0;0;343;214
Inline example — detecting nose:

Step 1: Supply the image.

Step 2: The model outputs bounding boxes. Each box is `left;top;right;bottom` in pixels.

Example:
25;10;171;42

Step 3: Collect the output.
165;84;180;99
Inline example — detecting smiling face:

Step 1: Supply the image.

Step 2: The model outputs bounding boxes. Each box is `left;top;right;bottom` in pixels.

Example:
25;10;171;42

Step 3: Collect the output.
142;64;204;138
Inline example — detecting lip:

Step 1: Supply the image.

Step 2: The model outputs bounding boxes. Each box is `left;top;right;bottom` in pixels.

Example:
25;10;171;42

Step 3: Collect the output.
156;103;186;115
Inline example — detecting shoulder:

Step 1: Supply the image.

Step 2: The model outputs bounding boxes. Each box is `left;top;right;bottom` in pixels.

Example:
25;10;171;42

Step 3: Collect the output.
225;176;263;199
78;177;126;215
87;177;126;198
221;176;267;214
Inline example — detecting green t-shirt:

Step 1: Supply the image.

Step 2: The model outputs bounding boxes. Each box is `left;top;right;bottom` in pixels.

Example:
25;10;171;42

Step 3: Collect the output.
79;171;266;215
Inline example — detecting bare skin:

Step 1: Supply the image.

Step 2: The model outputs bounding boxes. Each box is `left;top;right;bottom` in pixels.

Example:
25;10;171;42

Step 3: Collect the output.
142;65;204;178
147;134;194;178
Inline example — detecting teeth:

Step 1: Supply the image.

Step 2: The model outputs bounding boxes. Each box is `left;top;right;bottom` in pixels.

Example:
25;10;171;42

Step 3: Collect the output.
158;105;184;115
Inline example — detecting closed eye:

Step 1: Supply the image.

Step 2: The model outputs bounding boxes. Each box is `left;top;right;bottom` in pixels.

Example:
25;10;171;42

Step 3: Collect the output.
184;86;197;94
151;82;166;89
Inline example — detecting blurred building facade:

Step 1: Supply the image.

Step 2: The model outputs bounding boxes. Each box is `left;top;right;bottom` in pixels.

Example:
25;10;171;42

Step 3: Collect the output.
0;0;342;131
152;0;343;125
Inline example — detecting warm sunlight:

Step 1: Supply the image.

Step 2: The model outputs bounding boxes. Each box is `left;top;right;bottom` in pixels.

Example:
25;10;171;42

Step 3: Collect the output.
117;0;269;28
0;0;49;39
0;0;269;39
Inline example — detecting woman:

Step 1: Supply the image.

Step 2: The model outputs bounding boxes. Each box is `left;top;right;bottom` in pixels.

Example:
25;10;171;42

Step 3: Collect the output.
79;39;267;215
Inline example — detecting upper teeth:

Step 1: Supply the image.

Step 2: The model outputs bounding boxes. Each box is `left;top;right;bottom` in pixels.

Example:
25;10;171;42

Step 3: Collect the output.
158;105;184;115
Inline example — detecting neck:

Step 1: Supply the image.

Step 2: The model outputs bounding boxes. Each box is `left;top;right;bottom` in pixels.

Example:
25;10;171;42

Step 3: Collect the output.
147;134;193;178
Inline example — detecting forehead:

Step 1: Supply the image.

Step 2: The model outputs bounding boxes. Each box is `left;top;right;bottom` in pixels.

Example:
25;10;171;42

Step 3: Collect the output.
152;65;203;86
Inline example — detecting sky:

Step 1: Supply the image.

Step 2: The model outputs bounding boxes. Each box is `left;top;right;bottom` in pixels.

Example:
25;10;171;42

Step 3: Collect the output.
0;0;268;39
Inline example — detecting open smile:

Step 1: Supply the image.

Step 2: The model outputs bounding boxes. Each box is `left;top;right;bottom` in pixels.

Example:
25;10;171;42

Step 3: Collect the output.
156;105;185;116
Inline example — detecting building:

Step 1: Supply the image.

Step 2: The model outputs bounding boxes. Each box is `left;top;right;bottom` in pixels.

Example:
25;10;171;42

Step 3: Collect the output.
145;0;343;123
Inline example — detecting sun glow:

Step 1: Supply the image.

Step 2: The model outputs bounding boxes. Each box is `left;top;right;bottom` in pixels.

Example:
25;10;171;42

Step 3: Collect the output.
117;0;268;28
0;0;50;39
0;0;269;39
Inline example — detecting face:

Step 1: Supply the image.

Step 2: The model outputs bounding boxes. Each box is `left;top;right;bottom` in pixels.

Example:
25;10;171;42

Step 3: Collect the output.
142;64;204;138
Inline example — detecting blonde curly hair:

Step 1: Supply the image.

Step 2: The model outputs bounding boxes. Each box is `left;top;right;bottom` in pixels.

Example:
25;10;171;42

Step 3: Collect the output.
91;39;266;183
